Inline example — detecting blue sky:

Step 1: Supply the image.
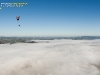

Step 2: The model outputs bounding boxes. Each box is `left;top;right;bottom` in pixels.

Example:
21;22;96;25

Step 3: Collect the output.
0;0;100;37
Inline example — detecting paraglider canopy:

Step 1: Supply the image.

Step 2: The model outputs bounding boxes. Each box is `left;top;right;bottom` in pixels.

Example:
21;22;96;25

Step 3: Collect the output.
16;16;20;21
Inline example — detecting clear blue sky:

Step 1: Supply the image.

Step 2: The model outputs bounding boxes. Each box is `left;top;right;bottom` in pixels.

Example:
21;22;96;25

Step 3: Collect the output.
0;0;100;37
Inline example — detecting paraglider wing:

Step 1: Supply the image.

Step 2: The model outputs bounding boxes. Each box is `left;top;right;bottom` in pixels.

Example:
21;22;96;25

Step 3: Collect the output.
16;16;20;26
16;16;20;21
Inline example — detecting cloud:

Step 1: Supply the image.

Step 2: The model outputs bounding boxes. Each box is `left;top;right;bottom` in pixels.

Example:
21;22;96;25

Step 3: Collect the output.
0;40;100;75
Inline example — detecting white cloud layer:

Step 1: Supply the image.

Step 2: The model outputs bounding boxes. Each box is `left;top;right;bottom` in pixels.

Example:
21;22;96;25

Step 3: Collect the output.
0;40;100;75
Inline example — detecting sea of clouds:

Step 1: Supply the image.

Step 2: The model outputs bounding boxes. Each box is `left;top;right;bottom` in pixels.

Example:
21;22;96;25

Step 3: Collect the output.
0;40;100;75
